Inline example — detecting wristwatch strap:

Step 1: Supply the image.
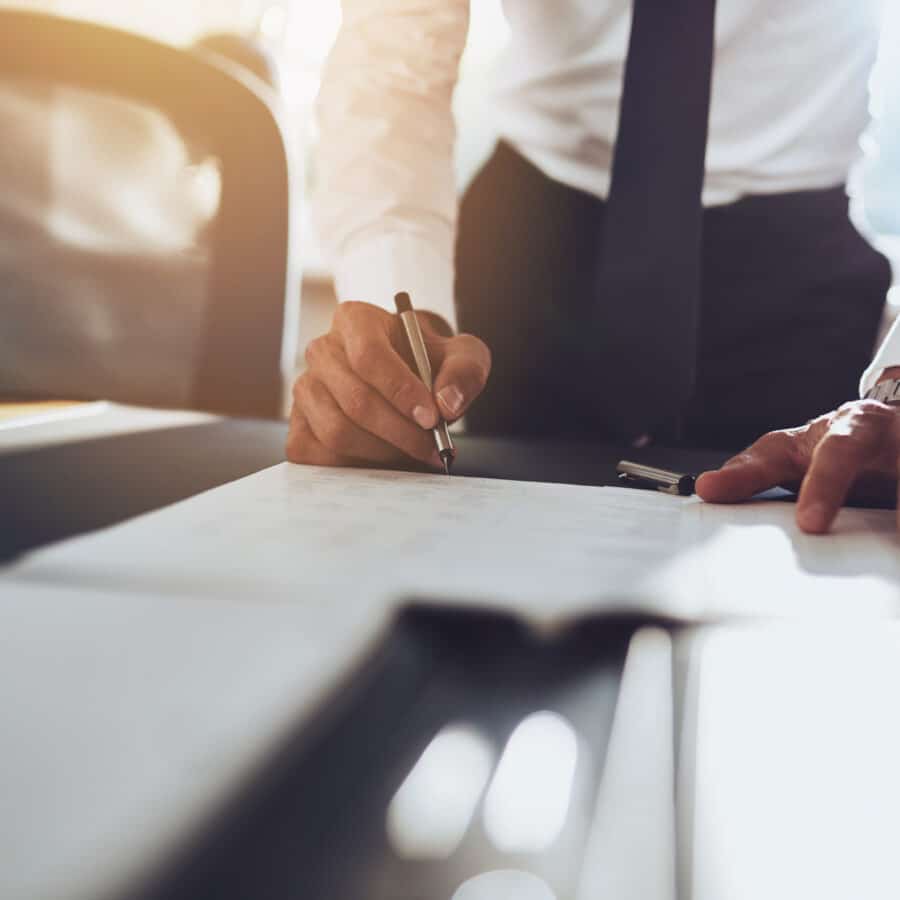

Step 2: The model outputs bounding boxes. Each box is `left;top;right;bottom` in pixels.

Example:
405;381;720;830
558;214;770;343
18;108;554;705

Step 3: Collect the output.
864;378;900;406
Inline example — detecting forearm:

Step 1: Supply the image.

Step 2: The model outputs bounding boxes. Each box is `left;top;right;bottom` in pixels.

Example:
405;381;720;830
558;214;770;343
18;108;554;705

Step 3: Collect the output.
313;0;469;329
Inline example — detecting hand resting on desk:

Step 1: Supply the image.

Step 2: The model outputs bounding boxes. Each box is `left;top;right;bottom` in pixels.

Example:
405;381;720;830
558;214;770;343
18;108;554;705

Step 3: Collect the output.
696;399;900;534
287;301;491;468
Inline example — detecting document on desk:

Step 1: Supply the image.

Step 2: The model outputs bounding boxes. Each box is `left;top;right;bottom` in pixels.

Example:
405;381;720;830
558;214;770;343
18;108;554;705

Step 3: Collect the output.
9;463;900;623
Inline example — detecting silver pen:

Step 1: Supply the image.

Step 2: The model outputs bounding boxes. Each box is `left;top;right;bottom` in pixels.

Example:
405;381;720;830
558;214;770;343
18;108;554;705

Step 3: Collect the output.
394;292;455;475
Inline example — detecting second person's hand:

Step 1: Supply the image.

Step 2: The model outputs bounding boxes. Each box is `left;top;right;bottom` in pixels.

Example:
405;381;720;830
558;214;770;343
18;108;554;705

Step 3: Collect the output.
287;301;491;468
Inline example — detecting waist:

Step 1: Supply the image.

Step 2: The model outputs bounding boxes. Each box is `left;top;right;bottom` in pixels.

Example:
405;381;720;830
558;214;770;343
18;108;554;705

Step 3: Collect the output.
496;135;857;209
491;139;852;218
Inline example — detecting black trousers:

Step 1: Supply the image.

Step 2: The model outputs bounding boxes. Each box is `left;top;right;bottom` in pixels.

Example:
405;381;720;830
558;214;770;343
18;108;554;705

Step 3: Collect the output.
455;142;892;450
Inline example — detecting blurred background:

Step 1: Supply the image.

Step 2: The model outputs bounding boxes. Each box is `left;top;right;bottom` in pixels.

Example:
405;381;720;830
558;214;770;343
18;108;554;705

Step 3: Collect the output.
3;0;899;403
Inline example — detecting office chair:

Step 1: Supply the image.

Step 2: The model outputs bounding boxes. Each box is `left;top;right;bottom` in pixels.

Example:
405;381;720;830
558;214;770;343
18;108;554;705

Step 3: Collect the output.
0;9;300;419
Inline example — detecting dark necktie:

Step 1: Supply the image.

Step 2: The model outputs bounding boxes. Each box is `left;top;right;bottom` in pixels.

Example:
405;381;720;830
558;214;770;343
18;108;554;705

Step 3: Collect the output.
593;0;718;439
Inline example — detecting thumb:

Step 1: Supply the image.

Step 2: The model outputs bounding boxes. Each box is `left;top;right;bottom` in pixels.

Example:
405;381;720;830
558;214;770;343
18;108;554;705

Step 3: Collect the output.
431;333;491;422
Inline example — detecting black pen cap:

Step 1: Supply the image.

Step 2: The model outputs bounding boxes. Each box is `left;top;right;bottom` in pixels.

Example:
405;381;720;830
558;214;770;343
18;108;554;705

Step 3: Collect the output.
394;291;413;314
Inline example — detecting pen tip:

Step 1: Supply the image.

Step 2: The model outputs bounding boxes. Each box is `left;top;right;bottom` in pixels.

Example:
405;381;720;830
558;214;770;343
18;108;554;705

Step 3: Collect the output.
442;458;451;476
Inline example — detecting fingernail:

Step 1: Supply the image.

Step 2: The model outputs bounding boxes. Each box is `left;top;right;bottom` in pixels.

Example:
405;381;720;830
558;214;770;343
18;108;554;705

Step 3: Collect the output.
413;405;437;429
798;502;830;533
437;385;464;417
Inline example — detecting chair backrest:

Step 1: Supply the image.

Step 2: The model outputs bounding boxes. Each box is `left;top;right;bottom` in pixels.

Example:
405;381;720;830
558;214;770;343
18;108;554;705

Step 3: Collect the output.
0;9;300;418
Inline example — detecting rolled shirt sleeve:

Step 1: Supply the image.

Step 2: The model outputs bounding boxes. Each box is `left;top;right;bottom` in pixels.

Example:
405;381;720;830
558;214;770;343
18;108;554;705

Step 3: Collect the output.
314;0;469;331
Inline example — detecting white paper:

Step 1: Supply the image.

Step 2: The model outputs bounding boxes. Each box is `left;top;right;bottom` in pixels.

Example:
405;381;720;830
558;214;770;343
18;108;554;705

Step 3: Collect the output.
7;463;900;624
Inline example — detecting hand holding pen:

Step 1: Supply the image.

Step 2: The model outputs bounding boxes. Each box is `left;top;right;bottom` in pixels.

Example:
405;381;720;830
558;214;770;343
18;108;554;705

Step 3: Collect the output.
287;298;491;470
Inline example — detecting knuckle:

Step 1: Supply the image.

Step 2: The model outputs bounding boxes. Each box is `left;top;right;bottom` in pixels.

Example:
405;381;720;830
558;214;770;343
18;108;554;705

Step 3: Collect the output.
834;400;892;432
317;409;352;452
828;404;892;447
386;377;416;409
798;412;829;435
347;339;380;378
304;335;328;368
757;429;793;455
754;429;806;472
469;360;490;390
457;333;491;366
460;331;488;351
343;383;372;421
821;429;869;456
334;301;363;327
335;301;382;336
291;374;311;409
857;399;896;424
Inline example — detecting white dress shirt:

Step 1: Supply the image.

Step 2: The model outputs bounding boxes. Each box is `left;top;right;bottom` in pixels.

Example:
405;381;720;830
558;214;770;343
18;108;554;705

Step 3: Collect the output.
315;0;897;392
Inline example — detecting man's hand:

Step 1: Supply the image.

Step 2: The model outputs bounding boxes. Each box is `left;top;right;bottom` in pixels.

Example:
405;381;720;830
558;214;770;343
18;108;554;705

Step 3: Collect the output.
696;400;900;534
287;301;491;468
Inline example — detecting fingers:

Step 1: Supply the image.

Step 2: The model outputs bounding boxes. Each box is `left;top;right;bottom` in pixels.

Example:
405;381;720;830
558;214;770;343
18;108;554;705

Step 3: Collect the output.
288;301;491;469
695;429;810;503
795;402;896;533
306;335;439;464
334;302;440;428
285;408;357;468
294;361;438;467
695;401;900;535
431;333;492;422
293;376;406;464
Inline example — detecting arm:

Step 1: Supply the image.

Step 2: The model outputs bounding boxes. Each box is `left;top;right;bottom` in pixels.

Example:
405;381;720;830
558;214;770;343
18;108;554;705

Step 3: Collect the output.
314;0;469;330
289;0;491;469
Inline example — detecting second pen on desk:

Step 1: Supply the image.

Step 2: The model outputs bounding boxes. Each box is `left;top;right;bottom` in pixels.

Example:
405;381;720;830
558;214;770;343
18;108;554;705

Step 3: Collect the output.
394;291;455;475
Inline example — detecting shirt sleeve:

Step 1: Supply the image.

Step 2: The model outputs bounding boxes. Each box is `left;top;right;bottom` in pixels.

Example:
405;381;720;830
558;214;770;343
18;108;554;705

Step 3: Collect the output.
859;315;900;396
313;0;469;331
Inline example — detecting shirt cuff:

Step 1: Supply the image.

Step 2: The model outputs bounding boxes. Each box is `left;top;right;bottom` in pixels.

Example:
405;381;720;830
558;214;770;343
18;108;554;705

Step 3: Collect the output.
331;233;457;333
860;315;900;396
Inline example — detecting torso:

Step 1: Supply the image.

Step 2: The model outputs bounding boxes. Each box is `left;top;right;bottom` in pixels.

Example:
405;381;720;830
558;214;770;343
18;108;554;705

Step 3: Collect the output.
492;0;883;204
